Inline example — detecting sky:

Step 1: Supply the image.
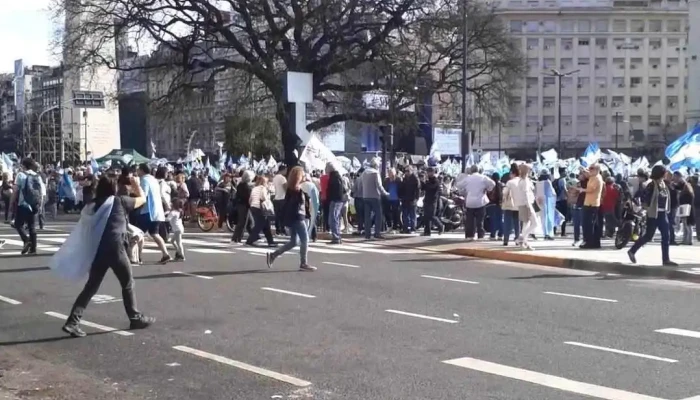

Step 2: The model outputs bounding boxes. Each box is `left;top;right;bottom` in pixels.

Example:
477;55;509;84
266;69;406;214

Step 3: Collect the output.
0;0;57;74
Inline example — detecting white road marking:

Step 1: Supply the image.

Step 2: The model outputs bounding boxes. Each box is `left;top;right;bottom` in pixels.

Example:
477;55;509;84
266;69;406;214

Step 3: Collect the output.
421;275;479;284
0;295;21;305
564;342;677;363
188;249;235;254
385;309;459;324
655;328;700;339
322;262;360;268
443;356;666;400
680;396;700;400
173;345;312;387
261;287;316;298
44;311;134;336
543;291;618;303
173;271;214;280
1;238;56;249
92;294;121;304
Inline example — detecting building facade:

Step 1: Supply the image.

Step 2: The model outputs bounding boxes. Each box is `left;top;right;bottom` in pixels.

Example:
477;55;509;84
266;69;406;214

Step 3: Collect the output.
494;0;690;153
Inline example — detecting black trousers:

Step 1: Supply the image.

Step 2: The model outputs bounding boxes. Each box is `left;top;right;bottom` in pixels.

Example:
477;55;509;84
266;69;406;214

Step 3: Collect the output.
68;241;139;325
322;200;330;231
556;200;569;235
423;202;443;236
15;205;37;251
273;199;286;234
231;205;251;242
1;195;11;221
465;207;486;239
247;207;274;245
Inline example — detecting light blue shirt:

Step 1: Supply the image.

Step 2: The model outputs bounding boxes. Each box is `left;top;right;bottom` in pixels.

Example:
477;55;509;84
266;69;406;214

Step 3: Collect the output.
15;170;46;212
139;174;165;221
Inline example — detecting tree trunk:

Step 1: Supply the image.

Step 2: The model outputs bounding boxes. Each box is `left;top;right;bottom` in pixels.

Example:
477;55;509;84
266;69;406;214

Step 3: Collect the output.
276;101;300;167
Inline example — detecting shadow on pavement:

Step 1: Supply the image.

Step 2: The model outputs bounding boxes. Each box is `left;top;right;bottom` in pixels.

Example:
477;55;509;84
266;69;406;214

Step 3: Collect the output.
134;269;295;280
0;266;50;274
0;332;110;347
0;254;52;260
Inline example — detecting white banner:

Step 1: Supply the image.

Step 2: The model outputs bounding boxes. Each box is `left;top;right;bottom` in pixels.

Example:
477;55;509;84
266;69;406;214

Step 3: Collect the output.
312;121;345;152
433;127;462;156
299;135;347;174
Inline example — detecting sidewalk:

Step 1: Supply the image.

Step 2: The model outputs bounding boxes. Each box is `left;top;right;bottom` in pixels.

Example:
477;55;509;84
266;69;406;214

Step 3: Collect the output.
375;235;700;283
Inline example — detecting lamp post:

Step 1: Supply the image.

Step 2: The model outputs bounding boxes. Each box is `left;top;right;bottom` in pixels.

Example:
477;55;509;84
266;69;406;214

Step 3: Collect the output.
545;69;579;156
460;0;470;172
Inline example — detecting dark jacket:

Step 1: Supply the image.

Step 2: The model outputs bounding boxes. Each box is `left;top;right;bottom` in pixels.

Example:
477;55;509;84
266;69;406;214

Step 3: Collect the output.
399;174;420;204
326;171;345;202
236;182;252;209
422;176;441;205
280;188;310;226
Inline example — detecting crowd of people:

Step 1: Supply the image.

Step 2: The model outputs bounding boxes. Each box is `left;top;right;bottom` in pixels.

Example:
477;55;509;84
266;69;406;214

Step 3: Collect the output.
2;155;699;336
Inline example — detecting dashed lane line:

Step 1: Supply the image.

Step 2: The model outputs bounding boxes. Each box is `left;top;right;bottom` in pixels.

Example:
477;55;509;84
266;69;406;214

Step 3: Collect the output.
385;309;459;324
543;291;618;303
44;311;134;336
261;287;316;298
564;342;678;363
0;295;21;305
421;275;479;285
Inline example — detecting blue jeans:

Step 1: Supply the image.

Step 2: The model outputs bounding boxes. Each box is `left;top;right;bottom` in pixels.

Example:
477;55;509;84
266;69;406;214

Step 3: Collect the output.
572;207;582;242
486;204;503;238
502;210;520;244
272;219;309;265
354;198;365;233
630;212;670;263
363;198;382;239
401;203;417;232
329;201;344;241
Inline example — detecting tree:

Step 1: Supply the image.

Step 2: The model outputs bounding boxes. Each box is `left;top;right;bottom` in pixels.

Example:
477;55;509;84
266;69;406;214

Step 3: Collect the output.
56;0;525;164
224;115;281;158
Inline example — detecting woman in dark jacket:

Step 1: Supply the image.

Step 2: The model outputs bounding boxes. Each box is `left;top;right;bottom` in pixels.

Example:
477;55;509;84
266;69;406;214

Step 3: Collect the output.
61;176;155;338
326;168;345;244
231;171;253;243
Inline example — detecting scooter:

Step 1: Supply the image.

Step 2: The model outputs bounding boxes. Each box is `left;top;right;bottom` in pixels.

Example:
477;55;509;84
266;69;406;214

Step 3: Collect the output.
614;200;646;249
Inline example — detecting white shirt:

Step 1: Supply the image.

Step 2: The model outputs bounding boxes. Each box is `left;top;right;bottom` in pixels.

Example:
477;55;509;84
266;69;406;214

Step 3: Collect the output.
249;185;267;208
167;210;184;233
455;173;495;208
502;177;520;211
513;178;535;207
272;174;287;200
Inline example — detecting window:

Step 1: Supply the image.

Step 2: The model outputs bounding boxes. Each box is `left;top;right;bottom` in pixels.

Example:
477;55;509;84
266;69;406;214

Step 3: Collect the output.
668;38;680;47
577;58;590;65
630;77;642;86
685;76;689;88
562;77;573;87
526;21;539;32
613;19;627;32
667;77;679;88
649;58;661;69
578;39;589;46
649;116;662;126
543;20;556;32
526;96;538;107
543;116;555;126
649;39;662;49
649;20;662;32
596;77;607;88
612;96;624;107
667;57;679;67
594;58;606;69
562;38;573;50
543;76;555;86
631;20;644;32
527;58;539;70
543;38;556;49
526;77;538;88
613;77;625;87
527;38;539;49
577;77;590;86
594;20;608;32
560;58;573;69
649;77;661;86
543;96;555;107
543;58;556;68
630;116;643;124
561;20;575;32
578;96;590;106
668;115;679;124
613;58;625;69
595;96;607;104
595;38;607;48
667;20;681;32
578;20;591;32
578;115;589;123
630;96;642;104
561;96;573;105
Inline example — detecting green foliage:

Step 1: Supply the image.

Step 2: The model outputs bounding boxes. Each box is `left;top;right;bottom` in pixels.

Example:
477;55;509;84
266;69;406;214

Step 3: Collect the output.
224;115;280;158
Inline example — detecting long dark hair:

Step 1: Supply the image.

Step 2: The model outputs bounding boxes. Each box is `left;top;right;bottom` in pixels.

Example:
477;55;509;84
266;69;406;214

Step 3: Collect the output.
94;176;117;209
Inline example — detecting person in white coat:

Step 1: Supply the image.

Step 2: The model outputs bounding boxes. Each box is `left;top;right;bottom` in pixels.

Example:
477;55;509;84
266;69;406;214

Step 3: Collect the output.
512;164;539;250
535;170;557;240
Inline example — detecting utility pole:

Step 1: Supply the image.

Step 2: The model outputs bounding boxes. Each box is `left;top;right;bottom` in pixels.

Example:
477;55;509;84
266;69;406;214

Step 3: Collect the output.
545;69;579;156
460;0;470;172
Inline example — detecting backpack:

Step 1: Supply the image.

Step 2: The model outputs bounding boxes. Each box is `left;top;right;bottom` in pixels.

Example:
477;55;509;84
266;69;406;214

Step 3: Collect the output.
22;173;43;211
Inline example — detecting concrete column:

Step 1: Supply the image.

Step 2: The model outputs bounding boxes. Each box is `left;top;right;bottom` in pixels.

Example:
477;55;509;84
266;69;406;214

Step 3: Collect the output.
687;0;700;129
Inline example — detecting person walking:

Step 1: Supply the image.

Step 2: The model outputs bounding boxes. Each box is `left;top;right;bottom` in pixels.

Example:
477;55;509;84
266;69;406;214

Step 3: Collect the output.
399;166;420;233
246;175;276;247
676;174;694;245
61;176;155;338
383;168;402;232
352;171;365;235
486;172;503;240
501;166;520;246
135;163;170;263
266;166;316;271
580;164;603;249
690;175;700;240
1;172;13;223
231;171;254;243
326;163;345;244
272;165;288;235
421;167;444;236
535;170;556;240
167;199;186;260
457;165;495;241
554;168;569;237
513;163;538;250
361;159;388;240
627;165;677;266
601;177;621;238
11;158;45;255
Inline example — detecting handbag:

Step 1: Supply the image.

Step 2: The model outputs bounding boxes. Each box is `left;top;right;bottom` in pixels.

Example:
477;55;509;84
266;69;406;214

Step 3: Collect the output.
258;188;275;217
678;204;691;218
532;201;541;213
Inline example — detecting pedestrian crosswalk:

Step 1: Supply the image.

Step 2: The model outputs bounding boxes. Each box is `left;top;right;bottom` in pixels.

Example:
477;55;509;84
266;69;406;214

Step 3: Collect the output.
0;233;429;258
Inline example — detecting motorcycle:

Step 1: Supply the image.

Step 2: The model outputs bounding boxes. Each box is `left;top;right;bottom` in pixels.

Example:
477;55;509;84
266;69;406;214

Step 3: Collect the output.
614;200;646;249
439;195;464;231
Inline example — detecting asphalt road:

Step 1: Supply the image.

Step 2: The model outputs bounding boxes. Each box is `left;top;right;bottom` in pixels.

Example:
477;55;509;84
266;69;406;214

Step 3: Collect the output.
1;221;700;400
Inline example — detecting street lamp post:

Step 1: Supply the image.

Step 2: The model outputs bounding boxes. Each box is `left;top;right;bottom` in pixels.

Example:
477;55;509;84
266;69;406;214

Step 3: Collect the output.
460;0;470;172
545;69;579;156
614;111;622;151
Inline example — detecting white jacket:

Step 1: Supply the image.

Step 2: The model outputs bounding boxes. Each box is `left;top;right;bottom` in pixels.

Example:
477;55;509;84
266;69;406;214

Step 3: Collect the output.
502;177;520;211
513;178;535;207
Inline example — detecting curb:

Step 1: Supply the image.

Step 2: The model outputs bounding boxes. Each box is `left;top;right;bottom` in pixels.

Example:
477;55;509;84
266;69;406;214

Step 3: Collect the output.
387;243;700;284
